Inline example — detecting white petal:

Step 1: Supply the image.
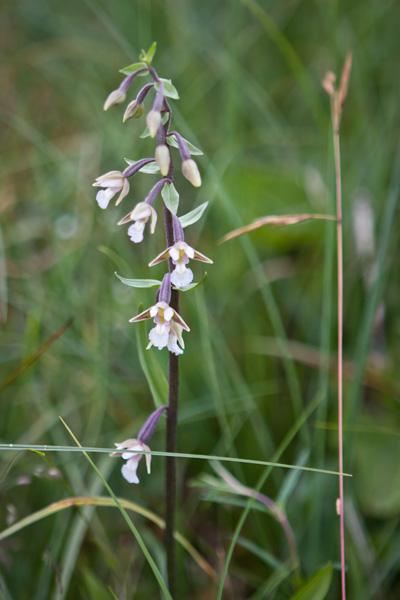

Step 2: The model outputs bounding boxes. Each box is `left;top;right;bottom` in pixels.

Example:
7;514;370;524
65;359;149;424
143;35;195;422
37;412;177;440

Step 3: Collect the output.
96;188;115;209
128;222;145;243
171;268;193;288
121;458;140;484
163;307;174;321
148;325;170;349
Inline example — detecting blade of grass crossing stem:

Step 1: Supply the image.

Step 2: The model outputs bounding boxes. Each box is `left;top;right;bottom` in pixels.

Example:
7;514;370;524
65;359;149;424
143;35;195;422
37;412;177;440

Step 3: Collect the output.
60;418;173;600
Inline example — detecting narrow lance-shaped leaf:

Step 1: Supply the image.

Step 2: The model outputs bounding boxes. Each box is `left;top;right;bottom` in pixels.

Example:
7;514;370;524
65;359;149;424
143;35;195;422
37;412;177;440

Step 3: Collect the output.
114;272;161;288
140;41;157;65
155;78;179;100
167;134;203;156
161;182;179;215
124;159;160;174
179;202;209;228
119;61;148;76
221;213;336;243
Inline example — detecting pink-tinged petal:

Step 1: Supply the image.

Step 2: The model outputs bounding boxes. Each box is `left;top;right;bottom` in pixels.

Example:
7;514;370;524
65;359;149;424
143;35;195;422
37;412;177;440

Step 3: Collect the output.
169;246;180;261
121;458;140;484
115;177;130;206
181;242;195;259
172;310;190;332
193;249;213;264
149;305;159;318
129;307;152;323
148;247;170;267
164;307;174;321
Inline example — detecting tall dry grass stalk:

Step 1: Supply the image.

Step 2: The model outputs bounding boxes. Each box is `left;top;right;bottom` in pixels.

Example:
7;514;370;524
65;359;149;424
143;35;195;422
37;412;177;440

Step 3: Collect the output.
323;52;352;600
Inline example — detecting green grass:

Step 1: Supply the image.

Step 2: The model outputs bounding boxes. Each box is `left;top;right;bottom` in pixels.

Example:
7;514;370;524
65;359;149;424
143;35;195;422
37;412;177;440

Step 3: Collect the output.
1;0;399;598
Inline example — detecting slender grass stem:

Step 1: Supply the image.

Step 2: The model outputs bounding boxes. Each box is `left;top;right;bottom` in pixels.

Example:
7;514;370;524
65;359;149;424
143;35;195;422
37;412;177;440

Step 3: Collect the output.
330;88;346;600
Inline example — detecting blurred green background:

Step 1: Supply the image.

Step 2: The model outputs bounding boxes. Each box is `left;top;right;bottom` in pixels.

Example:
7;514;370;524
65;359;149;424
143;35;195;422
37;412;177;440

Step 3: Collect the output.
1;0;399;598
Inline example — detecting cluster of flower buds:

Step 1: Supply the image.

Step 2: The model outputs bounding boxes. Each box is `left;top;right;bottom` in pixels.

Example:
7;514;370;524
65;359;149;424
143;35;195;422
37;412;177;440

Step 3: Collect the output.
94;44;212;355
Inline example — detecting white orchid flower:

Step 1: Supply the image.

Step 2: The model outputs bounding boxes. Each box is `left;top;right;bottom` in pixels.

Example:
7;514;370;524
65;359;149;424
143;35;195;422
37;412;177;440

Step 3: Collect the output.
93;171;130;209
149;240;213;288
118;201;158;244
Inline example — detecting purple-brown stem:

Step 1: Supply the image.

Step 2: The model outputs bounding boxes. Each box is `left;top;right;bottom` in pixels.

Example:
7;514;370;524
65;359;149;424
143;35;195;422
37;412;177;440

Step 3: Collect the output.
164;204;179;596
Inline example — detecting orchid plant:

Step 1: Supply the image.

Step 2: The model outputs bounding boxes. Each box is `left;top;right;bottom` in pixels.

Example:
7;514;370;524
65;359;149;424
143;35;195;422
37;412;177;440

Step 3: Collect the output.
94;42;211;593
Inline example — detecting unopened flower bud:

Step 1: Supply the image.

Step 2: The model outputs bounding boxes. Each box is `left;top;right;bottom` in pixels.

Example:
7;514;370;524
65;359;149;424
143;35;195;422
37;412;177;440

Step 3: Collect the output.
155;144;170;176
146;110;161;137
123;100;144;123
103;88;126;111
182;159;201;188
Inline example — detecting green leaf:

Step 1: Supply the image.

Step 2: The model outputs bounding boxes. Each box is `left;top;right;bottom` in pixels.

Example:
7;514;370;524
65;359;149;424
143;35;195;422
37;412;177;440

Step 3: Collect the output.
290;563;332;600
119;61;148;76
167;134;203;156
140;113;169;139
174;272;207;292
139;41;157;65
161;182;179;215
114;273;161;288
179;202;209;228
155;78;179;100
124;159;160;174
135;317;168;408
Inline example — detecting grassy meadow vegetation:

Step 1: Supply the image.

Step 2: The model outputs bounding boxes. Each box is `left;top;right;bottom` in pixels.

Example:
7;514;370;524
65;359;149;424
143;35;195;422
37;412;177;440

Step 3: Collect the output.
1;0;399;598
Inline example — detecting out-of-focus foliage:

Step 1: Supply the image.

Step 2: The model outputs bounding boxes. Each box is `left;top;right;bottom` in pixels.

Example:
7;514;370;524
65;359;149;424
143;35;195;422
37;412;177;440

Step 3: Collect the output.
1;0;399;598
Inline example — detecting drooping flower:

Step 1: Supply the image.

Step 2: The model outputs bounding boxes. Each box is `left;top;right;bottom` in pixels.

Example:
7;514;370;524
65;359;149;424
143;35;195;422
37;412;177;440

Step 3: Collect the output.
149;240;213;289
93;171;129;209
118;202;157;243
112;439;151;484
112;406;167;484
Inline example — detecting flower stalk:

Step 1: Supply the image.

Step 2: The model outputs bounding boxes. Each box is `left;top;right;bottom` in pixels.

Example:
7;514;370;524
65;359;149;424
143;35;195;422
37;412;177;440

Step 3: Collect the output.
95;43;210;595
